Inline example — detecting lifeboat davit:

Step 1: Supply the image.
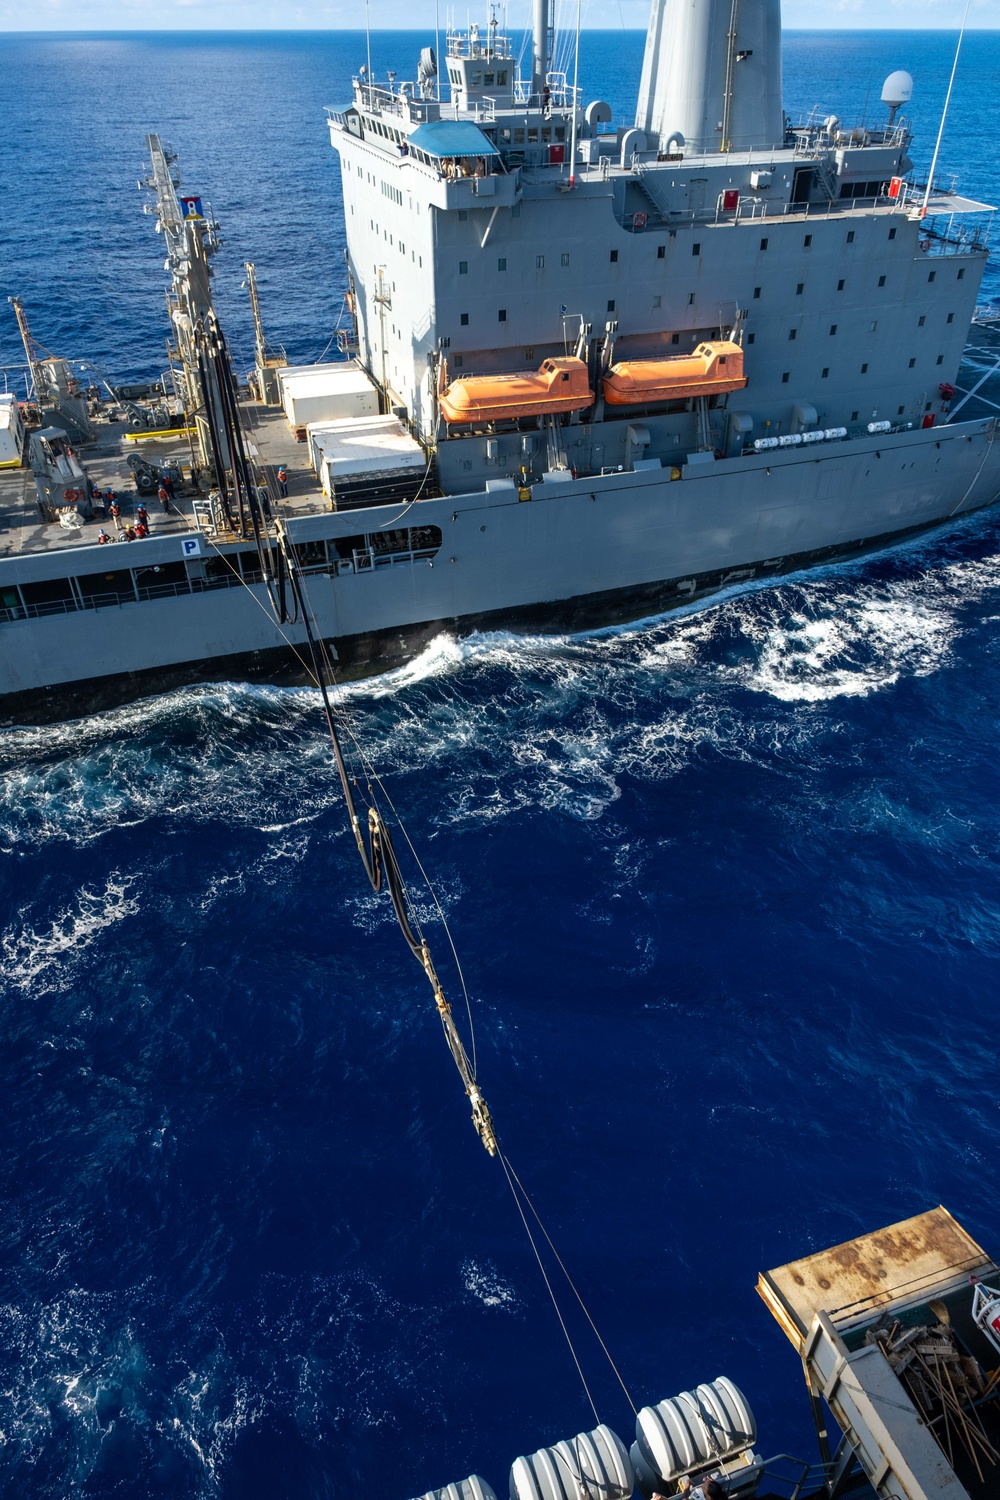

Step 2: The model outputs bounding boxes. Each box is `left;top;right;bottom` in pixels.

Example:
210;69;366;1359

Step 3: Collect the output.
603;340;747;406
441;357;593;424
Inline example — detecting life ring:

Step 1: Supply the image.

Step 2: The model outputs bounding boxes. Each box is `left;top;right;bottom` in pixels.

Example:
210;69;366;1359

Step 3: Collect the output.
919;238;931;252
632;211;647;229
63;487;80;502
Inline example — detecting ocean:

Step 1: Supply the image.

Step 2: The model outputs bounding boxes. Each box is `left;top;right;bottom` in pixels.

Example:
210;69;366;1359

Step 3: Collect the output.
1;25;1000;1499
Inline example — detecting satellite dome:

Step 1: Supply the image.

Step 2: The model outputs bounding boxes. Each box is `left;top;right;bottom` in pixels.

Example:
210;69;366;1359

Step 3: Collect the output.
881;70;914;110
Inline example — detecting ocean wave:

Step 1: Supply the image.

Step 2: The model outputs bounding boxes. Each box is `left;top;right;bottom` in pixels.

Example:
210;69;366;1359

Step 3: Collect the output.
0;1288;260;1494
460;1258;518;1311
1;874;140;995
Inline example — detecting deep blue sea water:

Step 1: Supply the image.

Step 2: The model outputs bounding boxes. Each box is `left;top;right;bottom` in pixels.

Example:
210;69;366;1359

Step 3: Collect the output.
1;26;1000;1499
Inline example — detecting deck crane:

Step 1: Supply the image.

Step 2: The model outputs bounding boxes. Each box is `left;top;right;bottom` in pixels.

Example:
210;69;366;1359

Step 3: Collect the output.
244;262;287;405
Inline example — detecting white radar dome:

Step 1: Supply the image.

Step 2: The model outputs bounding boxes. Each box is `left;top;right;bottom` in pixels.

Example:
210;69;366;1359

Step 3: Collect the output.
881;69;914;109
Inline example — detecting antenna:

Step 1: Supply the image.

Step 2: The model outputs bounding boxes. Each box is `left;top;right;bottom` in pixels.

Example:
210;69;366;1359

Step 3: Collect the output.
921;0;971;219
365;0;372;98
436;0;441;98
881;68;913;128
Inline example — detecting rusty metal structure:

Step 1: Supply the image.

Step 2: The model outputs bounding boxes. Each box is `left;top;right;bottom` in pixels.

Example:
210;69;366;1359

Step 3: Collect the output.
759;1207;1000;1500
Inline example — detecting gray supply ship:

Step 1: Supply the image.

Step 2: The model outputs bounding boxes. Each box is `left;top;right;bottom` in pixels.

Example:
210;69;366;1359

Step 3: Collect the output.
2;0;1000;723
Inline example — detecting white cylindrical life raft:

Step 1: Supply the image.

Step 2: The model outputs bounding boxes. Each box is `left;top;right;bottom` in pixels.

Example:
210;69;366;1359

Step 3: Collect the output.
510;1423;633;1500
412;1478;498;1500
632;1378;756;1488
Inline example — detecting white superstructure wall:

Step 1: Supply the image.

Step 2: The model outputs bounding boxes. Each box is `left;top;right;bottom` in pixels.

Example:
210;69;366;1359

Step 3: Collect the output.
635;0;784;154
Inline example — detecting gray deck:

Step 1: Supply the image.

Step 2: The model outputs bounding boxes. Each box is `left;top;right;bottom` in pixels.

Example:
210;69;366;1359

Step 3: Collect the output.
0;404;332;560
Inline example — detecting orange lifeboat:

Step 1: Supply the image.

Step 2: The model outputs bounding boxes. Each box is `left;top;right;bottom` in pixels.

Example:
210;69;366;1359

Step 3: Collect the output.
441;357;593;425
603;340;747;407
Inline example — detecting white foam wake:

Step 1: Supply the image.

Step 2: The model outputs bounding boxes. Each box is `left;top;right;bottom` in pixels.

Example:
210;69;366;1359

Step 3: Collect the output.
1;521;998;842
1;874;140;994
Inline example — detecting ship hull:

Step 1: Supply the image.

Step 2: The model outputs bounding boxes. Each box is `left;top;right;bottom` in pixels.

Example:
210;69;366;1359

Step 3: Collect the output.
3;418;998;726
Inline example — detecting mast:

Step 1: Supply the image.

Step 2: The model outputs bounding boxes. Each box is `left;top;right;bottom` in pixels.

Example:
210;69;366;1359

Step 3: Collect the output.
531;0;549;101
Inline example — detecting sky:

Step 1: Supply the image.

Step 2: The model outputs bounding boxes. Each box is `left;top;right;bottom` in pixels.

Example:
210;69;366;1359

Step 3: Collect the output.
1;0;999;31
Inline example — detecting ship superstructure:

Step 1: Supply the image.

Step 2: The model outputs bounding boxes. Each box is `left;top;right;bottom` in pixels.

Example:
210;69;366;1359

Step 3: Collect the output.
1;0;999;723
328;0;989;494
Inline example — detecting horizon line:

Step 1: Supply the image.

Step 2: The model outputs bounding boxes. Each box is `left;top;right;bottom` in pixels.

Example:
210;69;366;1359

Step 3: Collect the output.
3;22;1000;32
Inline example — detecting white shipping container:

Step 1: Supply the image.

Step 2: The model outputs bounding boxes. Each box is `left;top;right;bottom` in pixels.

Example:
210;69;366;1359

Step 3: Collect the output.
0;396;24;468
313;416;426;498
306;414;394;476
279;362;378;428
